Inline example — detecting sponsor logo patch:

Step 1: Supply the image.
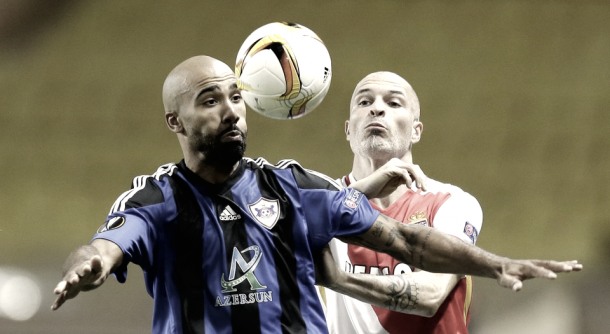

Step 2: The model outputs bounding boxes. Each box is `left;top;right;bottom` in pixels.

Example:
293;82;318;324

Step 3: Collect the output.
463;221;479;244
344;189;364;209
215;245;273;308
220;245;267;293
97;216;125;233
248;198;280;229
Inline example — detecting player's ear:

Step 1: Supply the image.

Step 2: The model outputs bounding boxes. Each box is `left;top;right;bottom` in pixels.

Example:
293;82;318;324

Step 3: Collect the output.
166;111;183;133
411;121;423;144
345;120;351;139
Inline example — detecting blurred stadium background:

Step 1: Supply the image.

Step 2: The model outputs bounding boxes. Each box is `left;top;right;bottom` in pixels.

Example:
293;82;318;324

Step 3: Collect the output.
1;0;608;333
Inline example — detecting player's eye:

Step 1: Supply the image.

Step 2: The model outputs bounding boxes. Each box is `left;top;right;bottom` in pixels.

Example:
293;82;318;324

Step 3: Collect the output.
387;98;404;108
231;94;243;103
202;98;218;106
358;99;371;107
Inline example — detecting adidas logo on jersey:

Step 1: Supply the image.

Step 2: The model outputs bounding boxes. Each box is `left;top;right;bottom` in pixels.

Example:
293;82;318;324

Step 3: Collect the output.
220;205;242;221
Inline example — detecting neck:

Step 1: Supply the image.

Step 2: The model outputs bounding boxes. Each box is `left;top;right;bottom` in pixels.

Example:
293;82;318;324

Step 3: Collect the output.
183;153;239;184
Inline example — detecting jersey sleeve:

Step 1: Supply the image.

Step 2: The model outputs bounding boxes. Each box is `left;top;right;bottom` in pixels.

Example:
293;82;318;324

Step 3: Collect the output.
432;190;483;245
92;173;177;282
285;163;380;248
296;180;379;249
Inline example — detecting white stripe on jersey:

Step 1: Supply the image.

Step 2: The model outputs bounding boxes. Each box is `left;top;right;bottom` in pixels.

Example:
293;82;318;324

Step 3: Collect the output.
260;158;342;190
109;163;177;214
247;157;271;167
275;159;296;169
305;169;342;190
276;159;341;189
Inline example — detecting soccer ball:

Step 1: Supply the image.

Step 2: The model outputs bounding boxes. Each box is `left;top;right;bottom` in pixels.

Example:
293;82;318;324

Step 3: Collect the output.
235;22;332;120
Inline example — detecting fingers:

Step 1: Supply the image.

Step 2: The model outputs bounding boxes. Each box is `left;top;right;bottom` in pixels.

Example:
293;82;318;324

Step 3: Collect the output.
53;280;68;295
407;165;427;191
387;159;427;191
52;278;76;310
497;271;526;291
90;255;103;273
531;260;583;273
519;262;558;280
498;259;582;292
400;170;413;189
51;288;68;310
51;255;104;310
51;278;78;311
568;260;583;271
51;294;63;310
70;255;103;282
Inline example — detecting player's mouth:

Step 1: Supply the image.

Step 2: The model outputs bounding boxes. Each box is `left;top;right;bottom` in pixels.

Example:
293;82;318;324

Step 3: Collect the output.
220;126;245;142
365;122;387;131
221;130;243;142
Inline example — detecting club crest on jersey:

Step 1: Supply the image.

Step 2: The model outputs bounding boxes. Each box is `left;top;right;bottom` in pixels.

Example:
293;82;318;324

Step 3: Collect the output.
407;211;430;227
344;189;364;209
248;198;280;229
97;216;125;233
463;221;479;244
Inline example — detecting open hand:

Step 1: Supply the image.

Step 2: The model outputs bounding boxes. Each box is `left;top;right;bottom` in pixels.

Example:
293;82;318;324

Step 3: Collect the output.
51;254;105;310
497;259;582;291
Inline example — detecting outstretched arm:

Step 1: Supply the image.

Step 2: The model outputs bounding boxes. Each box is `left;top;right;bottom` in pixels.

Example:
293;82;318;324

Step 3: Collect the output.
338;215;582;290
51;239;124;310
315;245;459;317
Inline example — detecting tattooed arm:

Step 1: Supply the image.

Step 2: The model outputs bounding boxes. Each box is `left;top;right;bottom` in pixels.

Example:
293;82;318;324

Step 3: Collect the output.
338;214;582;291
334;272;458;317
315;244;459;317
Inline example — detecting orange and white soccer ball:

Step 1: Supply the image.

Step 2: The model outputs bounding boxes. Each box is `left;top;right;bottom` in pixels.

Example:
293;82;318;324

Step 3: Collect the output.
235;22;332;120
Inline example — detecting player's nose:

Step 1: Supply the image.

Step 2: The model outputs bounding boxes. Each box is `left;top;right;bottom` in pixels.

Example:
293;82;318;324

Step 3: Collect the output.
223;98;241;124
369;99;385;117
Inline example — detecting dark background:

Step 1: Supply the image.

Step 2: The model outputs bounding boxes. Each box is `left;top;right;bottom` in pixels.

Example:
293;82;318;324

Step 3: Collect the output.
1;0;608;333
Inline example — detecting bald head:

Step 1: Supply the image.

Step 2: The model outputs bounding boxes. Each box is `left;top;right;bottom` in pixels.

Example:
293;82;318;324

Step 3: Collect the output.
162;55;236;114
351;71;420;120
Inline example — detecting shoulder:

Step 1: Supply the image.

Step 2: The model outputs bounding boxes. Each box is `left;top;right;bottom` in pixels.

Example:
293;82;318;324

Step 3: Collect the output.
425;178;479;203
425;178;483;242
422;178;482;219
244;157;342;190
109;162;179;214
130;163;180;185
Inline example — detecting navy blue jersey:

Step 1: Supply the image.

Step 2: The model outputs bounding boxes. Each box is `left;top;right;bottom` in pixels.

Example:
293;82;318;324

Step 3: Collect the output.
93;157;379;334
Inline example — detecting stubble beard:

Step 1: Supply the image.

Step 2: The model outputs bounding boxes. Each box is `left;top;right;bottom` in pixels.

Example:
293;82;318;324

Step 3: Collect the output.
190;126;247;169
352;131;408;160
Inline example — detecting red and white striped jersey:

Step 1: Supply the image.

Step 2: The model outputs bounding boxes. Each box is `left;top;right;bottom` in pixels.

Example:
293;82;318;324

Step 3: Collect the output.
324;173;483;334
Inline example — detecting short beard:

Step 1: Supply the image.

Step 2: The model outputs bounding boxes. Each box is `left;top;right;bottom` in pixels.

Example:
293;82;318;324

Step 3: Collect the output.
351;132;407;160
190;125;247;169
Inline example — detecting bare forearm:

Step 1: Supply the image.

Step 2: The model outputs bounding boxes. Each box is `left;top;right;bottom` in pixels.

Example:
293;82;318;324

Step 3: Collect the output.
401;225;504;278
343;215;505;278
329;271;421;315
341;214;582;292
328;270;459;317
